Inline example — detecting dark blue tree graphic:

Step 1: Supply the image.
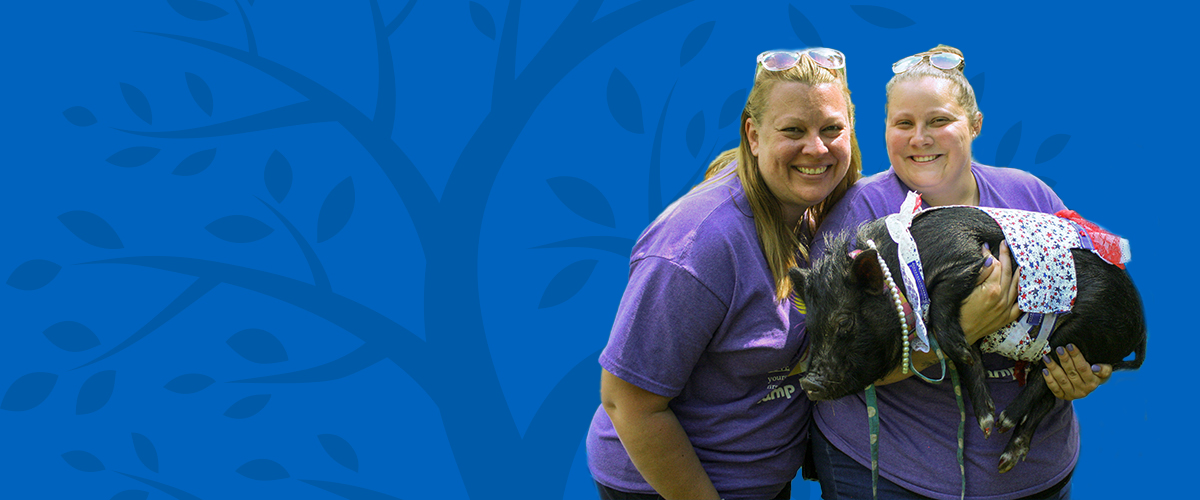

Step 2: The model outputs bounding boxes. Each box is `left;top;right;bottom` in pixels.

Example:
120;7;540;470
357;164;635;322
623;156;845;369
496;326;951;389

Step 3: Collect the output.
16;1;698;498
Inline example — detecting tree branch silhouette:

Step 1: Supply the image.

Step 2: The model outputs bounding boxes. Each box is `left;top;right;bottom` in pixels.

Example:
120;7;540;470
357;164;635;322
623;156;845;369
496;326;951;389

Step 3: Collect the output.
231;343;387;384
137;32;441;257
74;277;220;370
116;100;332;138
369;0;396;136
386;0;418;36
257;197;330;292
234;0;257;56
86;256;433;389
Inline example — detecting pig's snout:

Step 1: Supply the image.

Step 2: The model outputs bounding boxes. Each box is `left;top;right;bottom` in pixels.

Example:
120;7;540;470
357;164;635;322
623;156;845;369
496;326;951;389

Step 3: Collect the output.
800;375;830;401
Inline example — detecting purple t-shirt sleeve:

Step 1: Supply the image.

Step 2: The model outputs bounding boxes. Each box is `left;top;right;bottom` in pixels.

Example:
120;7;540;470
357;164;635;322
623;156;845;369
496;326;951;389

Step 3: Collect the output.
600;256;728;398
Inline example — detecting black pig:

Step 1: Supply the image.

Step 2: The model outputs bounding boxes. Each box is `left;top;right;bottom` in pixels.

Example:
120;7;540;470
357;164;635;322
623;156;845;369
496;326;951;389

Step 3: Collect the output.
791;206;1145;473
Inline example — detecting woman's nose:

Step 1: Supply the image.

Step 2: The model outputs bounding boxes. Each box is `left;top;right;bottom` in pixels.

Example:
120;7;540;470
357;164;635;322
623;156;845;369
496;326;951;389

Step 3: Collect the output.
801;133;829;155
909;126;933;147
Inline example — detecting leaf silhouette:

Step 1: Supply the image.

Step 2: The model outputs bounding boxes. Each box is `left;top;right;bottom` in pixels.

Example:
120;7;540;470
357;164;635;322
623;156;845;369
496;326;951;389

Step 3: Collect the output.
59;211;124;249
788;5;823;46
43;321;101;352
718;88;746;128
111;491;149;500
62;106;97;126
468;1;496;40
184;72;213;116
995;121;1022;167
1035;134;1070;164
206;215;274;243
679;21;715;66
119;83;152;124
545;177;615;228
76;370;116;415
969;72;985;103
163;374;215;394
173;148;216;176
61;450;105;472
224;394;271;418
236;459;289;480
538;260;598;309
167;0;229;21
227;329;288;364
1;372;57;411
106;147;160;167
606;69;644;134
131;433;159;473
685;111;705;157
316;177;355;243
318;434;359;472
264;150;292;203
7;259;61;290
850;5;916;28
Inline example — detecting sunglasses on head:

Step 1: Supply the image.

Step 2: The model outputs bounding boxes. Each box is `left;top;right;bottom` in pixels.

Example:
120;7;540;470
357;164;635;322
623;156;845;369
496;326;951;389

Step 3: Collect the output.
892;52;964;74
757;48;846;74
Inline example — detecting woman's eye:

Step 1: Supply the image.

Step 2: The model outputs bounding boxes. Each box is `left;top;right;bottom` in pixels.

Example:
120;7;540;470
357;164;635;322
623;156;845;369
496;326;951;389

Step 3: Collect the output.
822;125;843;134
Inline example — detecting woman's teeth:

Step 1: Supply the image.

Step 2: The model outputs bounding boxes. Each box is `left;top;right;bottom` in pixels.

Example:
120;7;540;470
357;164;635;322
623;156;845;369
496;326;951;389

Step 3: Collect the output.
792;165;829;175
911;155;939;162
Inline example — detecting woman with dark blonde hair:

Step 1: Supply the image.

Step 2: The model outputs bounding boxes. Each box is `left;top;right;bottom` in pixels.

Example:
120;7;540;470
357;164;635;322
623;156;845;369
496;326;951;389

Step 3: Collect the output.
809;45;1110;500
585;47;863;500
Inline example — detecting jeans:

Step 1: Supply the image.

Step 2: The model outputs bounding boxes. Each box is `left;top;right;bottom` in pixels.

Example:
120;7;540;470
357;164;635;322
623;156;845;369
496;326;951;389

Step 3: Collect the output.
809;425;1071;500
595;481;791;500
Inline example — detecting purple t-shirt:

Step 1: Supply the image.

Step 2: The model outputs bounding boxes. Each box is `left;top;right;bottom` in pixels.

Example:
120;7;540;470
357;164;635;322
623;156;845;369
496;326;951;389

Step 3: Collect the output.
811;164;1076;500
586;169;810;500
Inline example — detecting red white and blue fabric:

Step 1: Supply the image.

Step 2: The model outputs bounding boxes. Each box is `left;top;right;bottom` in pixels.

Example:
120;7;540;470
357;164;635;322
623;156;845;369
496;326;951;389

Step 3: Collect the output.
973;206;1131;361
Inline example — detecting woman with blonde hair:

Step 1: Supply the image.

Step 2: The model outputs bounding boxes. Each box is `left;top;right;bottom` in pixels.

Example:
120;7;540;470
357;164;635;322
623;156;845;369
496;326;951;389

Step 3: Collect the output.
809;45;1110;500
585;47;862;500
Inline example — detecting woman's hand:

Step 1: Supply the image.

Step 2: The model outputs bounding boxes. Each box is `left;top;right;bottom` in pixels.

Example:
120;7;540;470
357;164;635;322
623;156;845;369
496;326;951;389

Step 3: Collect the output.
1042;344;1112;400
960;241;1021;344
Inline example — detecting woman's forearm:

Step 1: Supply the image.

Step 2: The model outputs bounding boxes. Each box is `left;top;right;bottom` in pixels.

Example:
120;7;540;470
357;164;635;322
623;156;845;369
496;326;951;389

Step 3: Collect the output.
600;370;719;500
605;404;720;500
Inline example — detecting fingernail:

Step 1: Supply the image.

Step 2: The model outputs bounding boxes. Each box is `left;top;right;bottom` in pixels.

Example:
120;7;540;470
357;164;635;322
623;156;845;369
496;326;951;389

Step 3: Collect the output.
1042;355;1052;365
984;256;994;267
1043;368;1050;376
1066;344;1076;352
983;242;990;251
1056;346;1065;356
1091;364;1101;373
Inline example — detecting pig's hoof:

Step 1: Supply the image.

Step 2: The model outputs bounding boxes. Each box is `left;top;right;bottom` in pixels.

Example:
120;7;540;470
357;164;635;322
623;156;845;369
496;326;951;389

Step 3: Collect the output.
998;437;1029;473
998;453;1017;474
997;412;1017;433
978;414;995;437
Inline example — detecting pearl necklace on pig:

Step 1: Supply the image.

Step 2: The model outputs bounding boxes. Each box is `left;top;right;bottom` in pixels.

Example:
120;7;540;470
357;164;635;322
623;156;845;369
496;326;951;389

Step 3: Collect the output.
860;190;967;500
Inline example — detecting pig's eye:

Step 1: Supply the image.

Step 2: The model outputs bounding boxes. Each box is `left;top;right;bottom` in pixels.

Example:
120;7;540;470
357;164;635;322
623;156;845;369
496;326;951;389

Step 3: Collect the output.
836;315;854;332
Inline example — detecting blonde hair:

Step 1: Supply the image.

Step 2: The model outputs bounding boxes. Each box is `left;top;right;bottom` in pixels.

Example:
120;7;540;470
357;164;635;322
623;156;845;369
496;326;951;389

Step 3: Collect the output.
885;44;981;129
704;54;863;301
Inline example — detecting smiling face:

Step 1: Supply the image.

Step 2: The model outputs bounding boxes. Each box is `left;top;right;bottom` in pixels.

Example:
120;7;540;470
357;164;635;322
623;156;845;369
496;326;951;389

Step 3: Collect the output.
746;81;853;226
886;77;983;206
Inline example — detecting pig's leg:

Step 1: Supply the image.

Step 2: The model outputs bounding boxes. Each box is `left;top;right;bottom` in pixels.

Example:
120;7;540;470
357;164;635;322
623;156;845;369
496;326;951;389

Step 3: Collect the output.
998;386;1057;473
998;359;1047;433
929;299;996;436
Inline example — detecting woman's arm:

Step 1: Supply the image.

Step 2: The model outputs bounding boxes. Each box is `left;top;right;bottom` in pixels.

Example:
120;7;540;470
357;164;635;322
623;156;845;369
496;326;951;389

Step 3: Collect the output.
876;241;1021;385
600;369;720;500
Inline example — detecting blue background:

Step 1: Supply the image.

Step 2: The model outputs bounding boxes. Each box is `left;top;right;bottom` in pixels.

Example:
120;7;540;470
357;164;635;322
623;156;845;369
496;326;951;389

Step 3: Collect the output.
2;1;1192;498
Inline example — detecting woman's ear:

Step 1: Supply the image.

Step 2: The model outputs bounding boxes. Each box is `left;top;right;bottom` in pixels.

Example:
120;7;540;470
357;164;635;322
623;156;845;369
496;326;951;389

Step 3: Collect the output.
973;111;984;137
746;118;760;156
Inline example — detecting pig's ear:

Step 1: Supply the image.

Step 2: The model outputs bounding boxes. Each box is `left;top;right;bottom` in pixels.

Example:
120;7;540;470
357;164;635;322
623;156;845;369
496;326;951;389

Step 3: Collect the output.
789;267;806;294
851;249;887;296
